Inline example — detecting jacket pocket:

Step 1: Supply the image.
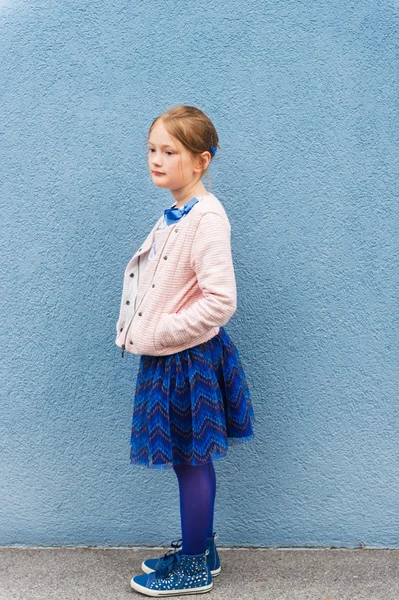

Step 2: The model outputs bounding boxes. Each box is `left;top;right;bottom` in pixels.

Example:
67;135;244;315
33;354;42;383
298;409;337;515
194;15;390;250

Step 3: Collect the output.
153;313;171;351
154;311;194;350
154;310;208;351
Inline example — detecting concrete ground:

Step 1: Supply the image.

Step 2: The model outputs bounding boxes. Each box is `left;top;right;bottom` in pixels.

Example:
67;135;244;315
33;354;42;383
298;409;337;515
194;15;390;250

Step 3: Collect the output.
0;546;398;600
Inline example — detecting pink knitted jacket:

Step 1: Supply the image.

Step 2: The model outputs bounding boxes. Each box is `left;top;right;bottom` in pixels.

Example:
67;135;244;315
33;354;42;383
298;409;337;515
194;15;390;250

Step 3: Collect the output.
115;193;237;356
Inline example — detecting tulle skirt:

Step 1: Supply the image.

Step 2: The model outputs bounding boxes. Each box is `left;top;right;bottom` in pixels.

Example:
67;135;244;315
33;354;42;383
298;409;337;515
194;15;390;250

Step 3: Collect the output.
130;326;255;469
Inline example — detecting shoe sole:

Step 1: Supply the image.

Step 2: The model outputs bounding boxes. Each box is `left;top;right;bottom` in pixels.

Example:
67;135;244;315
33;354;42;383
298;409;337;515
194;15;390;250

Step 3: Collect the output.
141;561;221;577
131;578;213;596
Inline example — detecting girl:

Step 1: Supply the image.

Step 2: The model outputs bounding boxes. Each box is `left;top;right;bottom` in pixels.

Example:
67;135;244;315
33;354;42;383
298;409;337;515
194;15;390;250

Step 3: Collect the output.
115;105;255;596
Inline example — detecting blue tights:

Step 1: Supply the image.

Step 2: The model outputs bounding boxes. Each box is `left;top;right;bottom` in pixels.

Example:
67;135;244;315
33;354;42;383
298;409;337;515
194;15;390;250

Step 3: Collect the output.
173;460;216;555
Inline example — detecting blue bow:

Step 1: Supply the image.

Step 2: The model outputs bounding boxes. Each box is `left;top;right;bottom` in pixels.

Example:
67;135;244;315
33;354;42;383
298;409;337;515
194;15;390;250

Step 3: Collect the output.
164;197;200;226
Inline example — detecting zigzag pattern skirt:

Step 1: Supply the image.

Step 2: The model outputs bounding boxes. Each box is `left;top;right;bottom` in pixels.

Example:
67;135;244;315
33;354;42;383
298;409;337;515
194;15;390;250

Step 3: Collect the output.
130;326;255;469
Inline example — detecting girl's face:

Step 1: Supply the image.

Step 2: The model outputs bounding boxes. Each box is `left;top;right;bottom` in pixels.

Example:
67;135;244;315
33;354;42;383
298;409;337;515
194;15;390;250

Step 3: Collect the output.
147;119;203;191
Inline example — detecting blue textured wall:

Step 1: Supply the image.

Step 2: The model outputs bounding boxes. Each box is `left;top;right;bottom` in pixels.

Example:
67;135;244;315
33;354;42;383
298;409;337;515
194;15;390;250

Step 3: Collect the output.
1;1;398;548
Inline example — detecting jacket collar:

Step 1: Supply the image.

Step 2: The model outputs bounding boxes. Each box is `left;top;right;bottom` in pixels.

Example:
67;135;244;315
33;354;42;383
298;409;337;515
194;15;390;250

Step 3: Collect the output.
135;195;206;258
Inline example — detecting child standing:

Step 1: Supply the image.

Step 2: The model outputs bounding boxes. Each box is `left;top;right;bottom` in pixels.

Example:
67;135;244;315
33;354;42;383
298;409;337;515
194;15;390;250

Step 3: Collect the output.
115;105;255;596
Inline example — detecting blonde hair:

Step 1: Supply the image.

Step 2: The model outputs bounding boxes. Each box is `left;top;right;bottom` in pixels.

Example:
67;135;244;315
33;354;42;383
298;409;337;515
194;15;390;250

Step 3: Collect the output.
147;105;220;191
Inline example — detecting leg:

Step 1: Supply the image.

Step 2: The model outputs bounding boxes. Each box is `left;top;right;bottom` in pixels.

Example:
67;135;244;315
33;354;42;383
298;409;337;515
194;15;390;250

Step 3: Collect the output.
206;460;216;534
173;461;216;555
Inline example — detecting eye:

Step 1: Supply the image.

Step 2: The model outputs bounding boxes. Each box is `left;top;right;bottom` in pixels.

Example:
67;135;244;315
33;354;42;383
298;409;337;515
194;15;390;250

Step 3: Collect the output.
148;148;174;155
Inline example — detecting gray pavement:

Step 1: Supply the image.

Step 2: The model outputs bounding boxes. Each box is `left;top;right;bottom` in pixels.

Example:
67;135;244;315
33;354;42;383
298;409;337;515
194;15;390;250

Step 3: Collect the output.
0;546;398;600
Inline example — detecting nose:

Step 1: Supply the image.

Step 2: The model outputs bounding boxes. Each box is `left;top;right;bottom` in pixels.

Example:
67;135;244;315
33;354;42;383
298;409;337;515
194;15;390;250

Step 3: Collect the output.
151;151;163;167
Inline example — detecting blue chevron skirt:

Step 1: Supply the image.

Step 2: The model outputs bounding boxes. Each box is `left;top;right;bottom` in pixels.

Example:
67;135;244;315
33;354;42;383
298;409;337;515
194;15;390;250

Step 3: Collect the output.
130;326;255;469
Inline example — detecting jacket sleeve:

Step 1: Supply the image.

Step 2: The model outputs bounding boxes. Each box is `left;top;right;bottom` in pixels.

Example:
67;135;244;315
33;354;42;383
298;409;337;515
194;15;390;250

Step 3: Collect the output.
156;212;237;347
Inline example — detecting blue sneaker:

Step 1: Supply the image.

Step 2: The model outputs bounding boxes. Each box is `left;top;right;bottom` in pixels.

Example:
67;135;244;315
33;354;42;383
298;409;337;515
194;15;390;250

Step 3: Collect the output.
141;532;221;577
131;549;213;596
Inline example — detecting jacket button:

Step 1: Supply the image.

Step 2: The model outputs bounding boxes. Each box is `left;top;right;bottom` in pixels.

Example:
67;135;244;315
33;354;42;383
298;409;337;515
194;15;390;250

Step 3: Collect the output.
163;256;168;260
120;327;123;331
175;228;178;232
130;273;134;277
126;300;130;305
138;312;142;316
152;283;155;287
130;340;133;344
139;247;142;251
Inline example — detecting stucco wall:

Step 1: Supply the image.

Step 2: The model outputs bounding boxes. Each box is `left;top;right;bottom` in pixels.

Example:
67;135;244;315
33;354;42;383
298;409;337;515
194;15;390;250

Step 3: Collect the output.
1;1;398;547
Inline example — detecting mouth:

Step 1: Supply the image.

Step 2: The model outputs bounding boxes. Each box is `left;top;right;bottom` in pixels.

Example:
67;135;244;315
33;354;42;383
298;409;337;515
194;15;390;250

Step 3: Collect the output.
153;171;165;176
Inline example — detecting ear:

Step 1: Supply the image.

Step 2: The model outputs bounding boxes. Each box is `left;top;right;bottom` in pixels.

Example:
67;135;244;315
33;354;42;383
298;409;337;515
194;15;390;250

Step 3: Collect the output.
193;151;211;174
